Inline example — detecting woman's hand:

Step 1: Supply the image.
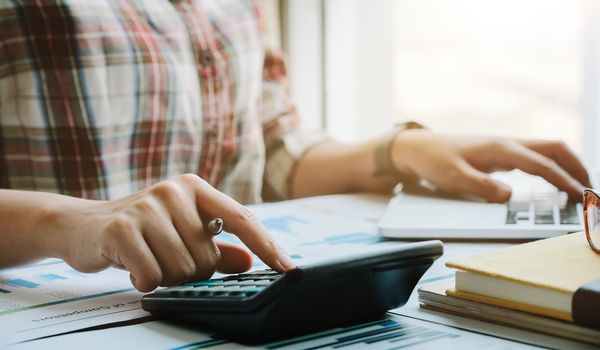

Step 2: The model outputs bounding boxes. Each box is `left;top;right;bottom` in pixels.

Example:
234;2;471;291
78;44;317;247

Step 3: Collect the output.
390;130;591;202
41;174;295;292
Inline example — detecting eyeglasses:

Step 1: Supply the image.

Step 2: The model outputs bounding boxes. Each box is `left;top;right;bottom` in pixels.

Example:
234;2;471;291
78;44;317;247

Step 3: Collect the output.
584;188;600;253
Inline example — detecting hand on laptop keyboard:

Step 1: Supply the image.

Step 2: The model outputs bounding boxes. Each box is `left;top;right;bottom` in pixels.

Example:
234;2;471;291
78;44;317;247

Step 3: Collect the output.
390;130;591;203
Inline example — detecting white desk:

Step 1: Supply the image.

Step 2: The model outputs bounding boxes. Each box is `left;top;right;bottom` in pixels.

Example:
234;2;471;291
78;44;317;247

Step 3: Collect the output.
2;194;595;349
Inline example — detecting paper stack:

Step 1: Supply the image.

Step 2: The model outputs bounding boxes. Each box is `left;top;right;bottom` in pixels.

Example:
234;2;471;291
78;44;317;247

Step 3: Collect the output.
418;232;600;346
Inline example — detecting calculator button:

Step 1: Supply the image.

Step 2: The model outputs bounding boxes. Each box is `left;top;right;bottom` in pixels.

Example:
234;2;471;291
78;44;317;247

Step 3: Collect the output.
222;275;240;281
237;280;255;286
238;276;257;281
227;291;245;297
223;286;241;291
177;286;195;291
186;279;224;287
222;280;239;285
254;280;270;286
242;272;268;277
253;276;276;281
153;289;173;296
247;272;277;277
208;286;225;291
212;291;227;296
259;271;279;276
154;286;191;295
195;290;212;297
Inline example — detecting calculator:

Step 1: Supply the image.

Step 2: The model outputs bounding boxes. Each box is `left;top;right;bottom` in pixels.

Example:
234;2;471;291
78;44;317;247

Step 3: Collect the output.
142;240;443;343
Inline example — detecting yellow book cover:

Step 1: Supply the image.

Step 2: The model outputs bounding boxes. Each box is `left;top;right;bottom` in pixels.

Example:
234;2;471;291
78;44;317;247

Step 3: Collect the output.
446;232;600;324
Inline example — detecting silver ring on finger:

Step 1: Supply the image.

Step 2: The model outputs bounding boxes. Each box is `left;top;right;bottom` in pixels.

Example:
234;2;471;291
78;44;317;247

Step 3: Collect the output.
206;218;224;236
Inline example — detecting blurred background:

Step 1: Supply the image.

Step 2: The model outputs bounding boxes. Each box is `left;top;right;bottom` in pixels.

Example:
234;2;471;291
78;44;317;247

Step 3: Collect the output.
272;0;600;169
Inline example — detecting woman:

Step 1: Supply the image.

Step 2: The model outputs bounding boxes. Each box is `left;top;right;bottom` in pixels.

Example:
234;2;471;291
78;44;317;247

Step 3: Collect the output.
0;0;590;292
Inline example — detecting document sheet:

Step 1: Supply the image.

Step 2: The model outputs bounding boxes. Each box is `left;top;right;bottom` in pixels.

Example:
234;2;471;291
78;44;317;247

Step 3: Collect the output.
10;314;541;350
0;194;399;345
1;194;594;349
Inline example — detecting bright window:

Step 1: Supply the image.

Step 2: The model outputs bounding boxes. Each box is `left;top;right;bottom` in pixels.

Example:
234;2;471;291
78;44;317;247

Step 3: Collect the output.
324;0;592;159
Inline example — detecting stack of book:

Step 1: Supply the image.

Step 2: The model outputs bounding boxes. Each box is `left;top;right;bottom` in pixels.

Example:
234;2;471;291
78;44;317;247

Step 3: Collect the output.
418;232;600;346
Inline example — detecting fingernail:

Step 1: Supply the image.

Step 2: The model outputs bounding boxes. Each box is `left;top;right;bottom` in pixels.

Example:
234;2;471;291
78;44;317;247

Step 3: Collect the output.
570;182;585;196
278;253;296;271
129;274;138;289
495;185;512;202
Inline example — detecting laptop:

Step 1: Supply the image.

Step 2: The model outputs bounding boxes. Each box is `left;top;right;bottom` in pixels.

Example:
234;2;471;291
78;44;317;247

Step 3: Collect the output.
378;170;584;240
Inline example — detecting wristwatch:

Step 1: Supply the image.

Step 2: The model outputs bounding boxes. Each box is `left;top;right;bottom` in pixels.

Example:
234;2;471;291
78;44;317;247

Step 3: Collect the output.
374;121;424;186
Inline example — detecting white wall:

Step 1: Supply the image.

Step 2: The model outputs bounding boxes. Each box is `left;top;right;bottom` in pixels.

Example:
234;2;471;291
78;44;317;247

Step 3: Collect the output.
582;0;600;171
284;0;599;174
325;0;397;142
281;0;325;132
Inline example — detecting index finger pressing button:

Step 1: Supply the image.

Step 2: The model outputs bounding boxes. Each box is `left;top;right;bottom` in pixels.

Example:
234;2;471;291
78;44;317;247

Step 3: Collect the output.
190;178;296;272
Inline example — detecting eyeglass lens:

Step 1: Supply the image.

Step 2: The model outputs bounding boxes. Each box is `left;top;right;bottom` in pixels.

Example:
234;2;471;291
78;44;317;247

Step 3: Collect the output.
585;192;600;251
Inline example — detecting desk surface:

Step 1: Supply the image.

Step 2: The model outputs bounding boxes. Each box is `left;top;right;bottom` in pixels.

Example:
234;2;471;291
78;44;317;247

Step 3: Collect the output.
2;194;596;350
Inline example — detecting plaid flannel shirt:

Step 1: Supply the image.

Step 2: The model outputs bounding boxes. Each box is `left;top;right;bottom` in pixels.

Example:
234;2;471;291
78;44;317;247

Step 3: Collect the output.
0;0;321;203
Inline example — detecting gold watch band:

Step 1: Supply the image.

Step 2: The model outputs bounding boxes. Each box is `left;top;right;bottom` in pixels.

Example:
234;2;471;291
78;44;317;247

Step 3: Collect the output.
374;121;424;181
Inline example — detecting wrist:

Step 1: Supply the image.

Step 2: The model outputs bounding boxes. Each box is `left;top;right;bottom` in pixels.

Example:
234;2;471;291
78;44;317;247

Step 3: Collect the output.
35;196;68;260
390;129;423;177
377;123;426;183
36;194;94;260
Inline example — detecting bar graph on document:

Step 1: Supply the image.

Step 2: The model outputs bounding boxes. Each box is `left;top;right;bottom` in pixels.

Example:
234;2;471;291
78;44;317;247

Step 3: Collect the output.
0;195;396;346
262;215;310;235
0;260;138;314
250;201;383;247
162;315;524;350
0;259;147;346
265;318;460;350
217;203;386;270
10;314;537;349
164;319;457;350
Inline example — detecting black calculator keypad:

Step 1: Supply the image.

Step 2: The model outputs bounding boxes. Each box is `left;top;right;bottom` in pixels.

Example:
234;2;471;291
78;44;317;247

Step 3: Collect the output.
154;269;281;298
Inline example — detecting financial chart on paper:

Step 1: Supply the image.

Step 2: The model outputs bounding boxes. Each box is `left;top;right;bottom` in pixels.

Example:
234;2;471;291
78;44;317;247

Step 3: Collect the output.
0;195;392;345
0;260;137;314
2;195;535;349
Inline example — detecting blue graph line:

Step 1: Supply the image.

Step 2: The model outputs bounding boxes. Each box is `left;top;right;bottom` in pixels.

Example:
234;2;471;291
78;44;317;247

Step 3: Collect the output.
262;216;310;235
3;278;39;289
264;318;398;348
37;273;67;281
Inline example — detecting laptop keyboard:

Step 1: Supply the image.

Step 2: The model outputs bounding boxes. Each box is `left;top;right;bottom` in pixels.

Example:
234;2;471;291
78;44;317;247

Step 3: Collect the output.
505;192;580;225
